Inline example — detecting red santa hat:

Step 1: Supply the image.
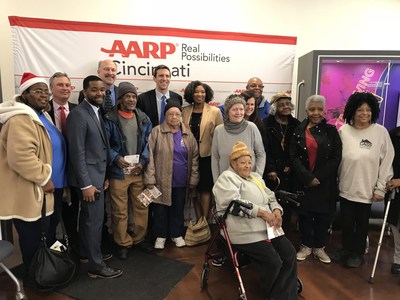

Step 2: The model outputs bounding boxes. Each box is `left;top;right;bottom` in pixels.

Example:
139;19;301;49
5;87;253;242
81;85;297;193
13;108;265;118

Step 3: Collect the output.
19;72;48;94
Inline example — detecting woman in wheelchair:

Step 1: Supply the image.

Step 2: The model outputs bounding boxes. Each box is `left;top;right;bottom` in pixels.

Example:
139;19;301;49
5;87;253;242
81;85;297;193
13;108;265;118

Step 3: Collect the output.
213;141;298;300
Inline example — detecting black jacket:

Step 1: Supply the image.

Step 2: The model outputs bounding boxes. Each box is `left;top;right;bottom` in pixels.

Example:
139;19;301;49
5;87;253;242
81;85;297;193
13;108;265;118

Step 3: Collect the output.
387;127;400;226
137;89;182;128
262;114;300;191
289;118;342;214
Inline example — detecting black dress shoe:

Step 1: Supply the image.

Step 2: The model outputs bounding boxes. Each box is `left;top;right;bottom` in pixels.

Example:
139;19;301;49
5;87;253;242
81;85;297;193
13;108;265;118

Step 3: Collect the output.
117;247;129;260
135;240;153;253
88;266;123;279
391;263;400;275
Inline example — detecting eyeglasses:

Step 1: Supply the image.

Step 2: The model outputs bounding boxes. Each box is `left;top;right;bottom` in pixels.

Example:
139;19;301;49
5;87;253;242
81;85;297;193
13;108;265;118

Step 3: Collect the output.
249;84;264;89
30;89;51;96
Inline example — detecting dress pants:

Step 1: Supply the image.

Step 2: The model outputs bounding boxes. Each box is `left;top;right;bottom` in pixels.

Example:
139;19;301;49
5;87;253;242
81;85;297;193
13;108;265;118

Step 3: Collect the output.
62;186;80;253
78;188;106;271
109;174;147;247
234;236;298;300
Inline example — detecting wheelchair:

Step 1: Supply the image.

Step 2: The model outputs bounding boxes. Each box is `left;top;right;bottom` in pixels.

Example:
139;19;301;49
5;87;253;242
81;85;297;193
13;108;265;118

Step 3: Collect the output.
201;191;303;300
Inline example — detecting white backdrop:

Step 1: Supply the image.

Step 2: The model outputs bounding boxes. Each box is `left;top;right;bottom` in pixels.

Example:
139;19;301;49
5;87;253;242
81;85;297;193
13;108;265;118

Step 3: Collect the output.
10;16;296;104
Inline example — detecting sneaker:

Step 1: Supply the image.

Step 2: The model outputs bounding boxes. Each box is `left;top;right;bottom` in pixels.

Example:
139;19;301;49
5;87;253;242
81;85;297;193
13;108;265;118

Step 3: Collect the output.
211;257;226;267
345;255;363;268
117;246;129;260
391;263;400;275
296;245;312;261
172;236;186;247
154;238;166;250
313;247;331;264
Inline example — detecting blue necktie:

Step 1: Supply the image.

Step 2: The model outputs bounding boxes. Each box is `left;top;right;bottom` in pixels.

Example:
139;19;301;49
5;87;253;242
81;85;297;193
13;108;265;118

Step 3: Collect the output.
160;95;167;124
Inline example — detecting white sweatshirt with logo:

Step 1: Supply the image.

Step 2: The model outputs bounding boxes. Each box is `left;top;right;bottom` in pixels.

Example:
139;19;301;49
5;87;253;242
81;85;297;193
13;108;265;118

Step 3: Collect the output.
338;123;394;204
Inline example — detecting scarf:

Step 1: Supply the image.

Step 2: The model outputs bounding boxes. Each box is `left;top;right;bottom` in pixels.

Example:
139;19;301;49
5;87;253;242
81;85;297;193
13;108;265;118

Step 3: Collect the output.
224;119;248;134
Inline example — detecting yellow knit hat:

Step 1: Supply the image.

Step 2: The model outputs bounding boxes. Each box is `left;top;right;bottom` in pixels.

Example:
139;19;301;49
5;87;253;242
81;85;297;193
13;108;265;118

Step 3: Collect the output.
229;141;252;161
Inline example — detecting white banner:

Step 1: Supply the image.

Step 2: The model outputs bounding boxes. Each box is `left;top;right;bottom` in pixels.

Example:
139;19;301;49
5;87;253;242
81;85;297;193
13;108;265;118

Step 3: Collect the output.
9;16;296;105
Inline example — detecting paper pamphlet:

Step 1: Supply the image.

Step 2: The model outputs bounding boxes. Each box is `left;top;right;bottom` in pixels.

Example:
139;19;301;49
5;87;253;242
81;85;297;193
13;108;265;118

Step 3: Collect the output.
138;186;162;207
123;155;140;174
50;240;67;252
266;223;285;239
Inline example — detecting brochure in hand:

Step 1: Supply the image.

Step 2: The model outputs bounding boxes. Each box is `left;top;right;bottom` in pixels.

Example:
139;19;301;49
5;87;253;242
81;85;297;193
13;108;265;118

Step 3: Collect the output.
123;155;140;174
266;223;285;239
137;186;162;207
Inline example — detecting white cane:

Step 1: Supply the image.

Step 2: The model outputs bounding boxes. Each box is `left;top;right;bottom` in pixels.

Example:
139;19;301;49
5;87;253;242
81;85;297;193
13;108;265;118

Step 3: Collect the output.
368;189;396;283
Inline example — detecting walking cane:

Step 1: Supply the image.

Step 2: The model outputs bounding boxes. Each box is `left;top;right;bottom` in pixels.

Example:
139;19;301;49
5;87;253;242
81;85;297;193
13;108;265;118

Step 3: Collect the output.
368;189;396;283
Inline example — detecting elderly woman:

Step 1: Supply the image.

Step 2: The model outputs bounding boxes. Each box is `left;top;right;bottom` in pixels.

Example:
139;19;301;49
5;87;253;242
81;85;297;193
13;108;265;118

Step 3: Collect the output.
182;81;223;219
335;92;394;268
145;99;199;250
213;141;297;300
290;95;342;264
0;72;55;270
262;93;300;233
211;94;266;182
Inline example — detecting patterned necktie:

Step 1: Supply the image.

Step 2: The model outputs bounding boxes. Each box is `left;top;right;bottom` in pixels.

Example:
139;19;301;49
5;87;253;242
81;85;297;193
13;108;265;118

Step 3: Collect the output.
159;95;167;124
104;89;113;114
59;105;67;138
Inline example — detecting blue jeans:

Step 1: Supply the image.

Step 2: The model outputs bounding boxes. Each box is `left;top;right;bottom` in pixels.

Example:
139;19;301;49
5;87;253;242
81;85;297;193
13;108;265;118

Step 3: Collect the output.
153;187;186;238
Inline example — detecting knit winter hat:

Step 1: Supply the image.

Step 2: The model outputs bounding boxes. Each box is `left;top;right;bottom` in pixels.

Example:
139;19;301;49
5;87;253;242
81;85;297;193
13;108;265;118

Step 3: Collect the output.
117;82;138;99
164;98;182;115
224;94;246;115
270;93;291;105
19;72;48;95
229;141;252;161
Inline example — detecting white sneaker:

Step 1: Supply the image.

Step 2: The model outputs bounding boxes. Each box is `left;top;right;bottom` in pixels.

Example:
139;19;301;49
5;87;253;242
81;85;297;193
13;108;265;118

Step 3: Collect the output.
296;245;312;261
313;247;331;264
154;238;166;249
172;236;186;247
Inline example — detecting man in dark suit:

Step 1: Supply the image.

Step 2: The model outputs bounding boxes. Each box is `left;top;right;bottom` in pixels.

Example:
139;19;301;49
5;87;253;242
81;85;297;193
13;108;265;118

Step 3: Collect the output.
137;64;183;128
78;59;119;114
67;75;123;279
48;72;79;253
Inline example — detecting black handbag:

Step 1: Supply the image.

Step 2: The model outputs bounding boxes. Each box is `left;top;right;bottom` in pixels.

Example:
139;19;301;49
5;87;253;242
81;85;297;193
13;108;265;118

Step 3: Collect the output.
29;195;76;290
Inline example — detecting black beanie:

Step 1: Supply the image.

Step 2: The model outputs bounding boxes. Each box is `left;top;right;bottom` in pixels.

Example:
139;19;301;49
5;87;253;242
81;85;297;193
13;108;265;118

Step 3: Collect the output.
164;98;182;115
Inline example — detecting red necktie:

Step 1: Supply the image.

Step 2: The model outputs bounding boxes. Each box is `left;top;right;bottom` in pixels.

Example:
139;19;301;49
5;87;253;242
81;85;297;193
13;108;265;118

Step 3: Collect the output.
59;105;67;137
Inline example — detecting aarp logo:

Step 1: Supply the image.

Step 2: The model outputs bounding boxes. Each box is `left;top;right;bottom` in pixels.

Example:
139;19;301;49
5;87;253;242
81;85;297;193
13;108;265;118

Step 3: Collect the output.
101;40;176;59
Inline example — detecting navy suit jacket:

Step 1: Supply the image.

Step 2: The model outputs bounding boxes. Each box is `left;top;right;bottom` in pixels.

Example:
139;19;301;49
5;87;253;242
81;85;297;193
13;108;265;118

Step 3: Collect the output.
66;100;109;189
137;89;182;128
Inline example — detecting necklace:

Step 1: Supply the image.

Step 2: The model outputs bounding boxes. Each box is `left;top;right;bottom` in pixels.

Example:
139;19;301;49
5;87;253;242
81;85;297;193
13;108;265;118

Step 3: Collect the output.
279;122;288;150
189;112;202;143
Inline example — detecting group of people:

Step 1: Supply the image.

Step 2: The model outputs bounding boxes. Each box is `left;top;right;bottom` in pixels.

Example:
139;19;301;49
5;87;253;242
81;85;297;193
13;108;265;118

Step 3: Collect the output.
1;59;400;299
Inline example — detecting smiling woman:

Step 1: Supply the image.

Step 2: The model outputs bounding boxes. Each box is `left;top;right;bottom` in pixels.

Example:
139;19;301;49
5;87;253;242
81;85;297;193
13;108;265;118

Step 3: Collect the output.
290;94;342;265
0;72;55;274
211;94;266;182
335;92;395;268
